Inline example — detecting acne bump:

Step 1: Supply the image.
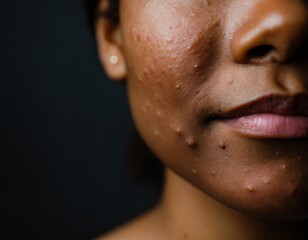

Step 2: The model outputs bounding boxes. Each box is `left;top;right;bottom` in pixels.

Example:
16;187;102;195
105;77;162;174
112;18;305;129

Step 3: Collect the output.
186;137;198;148
218;142;227;150
245;185;256;193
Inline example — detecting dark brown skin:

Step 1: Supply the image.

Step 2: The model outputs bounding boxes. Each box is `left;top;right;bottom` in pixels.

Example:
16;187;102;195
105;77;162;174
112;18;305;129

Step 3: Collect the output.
95;0;308;239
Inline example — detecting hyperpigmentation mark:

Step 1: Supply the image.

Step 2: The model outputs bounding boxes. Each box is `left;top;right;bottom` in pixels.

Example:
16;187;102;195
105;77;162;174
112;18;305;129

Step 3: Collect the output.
218;142;227;150
183;233;189;239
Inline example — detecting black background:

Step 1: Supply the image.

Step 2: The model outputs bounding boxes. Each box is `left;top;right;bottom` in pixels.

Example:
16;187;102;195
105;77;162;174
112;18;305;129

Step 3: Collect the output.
0;1;160;239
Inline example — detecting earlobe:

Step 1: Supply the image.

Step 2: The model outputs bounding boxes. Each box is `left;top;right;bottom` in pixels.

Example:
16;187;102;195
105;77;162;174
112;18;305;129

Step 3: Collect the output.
95;17;127;81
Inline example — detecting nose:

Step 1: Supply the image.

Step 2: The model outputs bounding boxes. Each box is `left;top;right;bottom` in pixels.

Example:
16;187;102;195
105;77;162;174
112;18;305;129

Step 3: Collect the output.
231;0;308;64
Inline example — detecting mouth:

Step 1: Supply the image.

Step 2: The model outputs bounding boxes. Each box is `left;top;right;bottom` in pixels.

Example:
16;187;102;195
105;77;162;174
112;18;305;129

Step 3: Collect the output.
219;94;308;139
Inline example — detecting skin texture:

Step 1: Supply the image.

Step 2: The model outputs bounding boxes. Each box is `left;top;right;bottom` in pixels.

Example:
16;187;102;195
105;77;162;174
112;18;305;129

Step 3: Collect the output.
95;0;308;239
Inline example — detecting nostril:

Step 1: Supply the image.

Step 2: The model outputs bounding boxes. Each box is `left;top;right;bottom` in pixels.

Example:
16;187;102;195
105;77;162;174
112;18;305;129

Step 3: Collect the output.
247;45;275;59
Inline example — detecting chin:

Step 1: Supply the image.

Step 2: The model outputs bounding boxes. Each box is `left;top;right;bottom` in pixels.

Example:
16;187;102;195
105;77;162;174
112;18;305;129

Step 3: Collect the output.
201;168;308;221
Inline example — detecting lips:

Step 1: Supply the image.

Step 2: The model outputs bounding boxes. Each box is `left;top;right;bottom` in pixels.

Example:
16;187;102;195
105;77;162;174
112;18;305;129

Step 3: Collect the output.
220;94;308;138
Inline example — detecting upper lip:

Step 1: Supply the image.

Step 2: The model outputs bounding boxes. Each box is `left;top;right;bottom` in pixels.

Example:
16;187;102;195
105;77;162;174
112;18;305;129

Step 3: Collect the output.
222;93;308;118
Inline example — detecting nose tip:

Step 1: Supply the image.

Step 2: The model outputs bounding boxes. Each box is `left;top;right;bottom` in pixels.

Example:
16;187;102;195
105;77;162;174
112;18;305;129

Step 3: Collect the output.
231;0;308;64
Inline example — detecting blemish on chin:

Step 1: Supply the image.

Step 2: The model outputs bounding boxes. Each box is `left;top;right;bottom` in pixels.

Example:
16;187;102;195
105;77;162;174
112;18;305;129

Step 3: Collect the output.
192;169;197;174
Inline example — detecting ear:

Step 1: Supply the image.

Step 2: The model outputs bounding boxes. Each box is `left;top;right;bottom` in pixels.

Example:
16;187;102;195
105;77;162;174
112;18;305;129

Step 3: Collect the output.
95;2;126;81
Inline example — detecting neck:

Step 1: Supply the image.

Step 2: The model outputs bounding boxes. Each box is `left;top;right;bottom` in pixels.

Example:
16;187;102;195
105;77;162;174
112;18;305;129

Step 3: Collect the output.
155;168;308;240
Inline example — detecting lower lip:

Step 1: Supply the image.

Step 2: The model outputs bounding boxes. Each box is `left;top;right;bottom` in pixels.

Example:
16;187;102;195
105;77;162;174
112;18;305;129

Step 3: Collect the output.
222;114;308;138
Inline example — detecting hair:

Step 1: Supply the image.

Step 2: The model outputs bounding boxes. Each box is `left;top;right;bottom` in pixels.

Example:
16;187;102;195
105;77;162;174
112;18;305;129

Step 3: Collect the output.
84;0;119;25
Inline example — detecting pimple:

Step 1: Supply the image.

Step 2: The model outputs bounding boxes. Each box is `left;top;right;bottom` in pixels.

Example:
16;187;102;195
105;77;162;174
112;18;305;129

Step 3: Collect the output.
245;184;256;193
154;130;160;137
228;79;234;85
175;127;183;137
142;106;147;113
172;54;178;60
192;169;197;174
275;151;280;155
166;36;173;43
263;177;270;184
280;164;287;170
156;110;162;118
176;83;182;89
297;156;302;160
143;69;149;76
137;74;143;83
186;136;198;148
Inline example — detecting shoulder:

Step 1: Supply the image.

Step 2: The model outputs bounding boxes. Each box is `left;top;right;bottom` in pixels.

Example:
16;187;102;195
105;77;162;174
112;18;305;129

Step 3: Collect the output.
95;207;165;240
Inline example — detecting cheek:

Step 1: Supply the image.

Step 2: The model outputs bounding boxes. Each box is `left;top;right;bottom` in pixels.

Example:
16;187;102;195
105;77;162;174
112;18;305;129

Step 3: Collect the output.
123;9;220;160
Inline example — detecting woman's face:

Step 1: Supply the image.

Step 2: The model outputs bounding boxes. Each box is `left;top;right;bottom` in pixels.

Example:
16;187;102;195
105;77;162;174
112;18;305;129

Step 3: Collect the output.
104;0;308;220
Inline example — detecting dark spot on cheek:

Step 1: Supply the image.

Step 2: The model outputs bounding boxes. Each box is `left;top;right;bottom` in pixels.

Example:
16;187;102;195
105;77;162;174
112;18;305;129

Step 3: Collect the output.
211;171;217;177
218;142;227;150
183;233;189;239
